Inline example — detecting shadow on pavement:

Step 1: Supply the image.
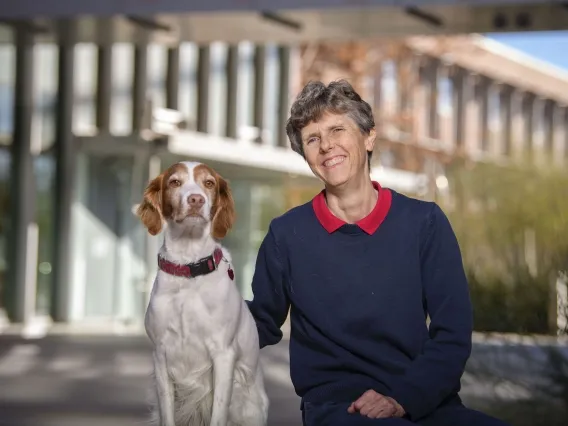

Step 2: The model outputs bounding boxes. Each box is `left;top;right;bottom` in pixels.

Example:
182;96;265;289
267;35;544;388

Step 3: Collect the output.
0;334;302;426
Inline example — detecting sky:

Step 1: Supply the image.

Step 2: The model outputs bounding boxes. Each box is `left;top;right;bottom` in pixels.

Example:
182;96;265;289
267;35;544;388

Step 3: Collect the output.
486;30;568;71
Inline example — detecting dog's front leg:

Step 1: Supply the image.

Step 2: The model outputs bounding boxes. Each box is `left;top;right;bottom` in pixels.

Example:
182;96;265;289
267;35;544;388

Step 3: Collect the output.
210;350;236;426
153;351;175;426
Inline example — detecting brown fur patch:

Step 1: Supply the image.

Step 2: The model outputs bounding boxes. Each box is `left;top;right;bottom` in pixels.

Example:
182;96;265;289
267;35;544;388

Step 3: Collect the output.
136;162;190;235
136;162;235;239
136;173;165;236
161;163;190;221
194;164;236;240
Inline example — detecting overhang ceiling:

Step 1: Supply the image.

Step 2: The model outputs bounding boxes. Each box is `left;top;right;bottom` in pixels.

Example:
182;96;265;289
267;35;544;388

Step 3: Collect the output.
1;2;567;44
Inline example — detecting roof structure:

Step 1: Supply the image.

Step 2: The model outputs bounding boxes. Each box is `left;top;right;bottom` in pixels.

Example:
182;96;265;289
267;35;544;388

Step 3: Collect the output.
407;34;568;106
1;1;567;44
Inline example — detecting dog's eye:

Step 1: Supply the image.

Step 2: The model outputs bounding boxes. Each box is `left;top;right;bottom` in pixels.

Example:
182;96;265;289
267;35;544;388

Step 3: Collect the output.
204;180;215;189
169;179;181;187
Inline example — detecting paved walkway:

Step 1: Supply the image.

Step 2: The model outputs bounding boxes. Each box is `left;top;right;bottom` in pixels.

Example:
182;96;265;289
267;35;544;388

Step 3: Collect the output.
0;331;565;426
0;334;301;426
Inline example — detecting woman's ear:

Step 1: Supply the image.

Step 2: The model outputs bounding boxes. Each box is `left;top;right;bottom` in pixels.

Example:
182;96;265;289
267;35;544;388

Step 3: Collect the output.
211;176;236;240
136;173;165;236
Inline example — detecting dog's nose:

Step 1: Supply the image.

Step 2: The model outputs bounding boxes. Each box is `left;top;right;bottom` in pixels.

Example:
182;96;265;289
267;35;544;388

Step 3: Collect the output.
188;194;205;207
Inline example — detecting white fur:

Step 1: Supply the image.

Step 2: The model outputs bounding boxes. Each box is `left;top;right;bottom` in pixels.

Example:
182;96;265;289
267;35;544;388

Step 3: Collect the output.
142;161;269;426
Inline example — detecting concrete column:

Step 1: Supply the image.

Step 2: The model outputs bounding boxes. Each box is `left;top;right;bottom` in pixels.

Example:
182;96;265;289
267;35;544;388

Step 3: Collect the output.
463;73;480;156
562;106;568;163
499;85;513;157
522;93;535;159
95;20;114;134
438;64;452;147
166;45;180;110
144;155;161;309
426;59;439;140
222;180;254;298
225;44;239;139
542;100;555;157
253;45;266;142
7;24;37;323
451;67;466;153
95;46;112;133
51;20;76;321
486;81;501;157
132;39;149;133
413;58;429;144
395;54;413;134
277;46;291;148
531;97;545;156
510;90;526;160
196;45;210;133
477;77;490;153
552;104;567;166
372;61;383;113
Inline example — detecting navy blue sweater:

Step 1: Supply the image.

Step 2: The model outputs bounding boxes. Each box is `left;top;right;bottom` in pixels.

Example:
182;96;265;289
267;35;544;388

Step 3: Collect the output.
246;183;473;421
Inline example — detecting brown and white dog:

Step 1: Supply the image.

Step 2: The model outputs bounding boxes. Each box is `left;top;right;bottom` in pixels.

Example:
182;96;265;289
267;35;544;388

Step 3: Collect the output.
136;161;269;426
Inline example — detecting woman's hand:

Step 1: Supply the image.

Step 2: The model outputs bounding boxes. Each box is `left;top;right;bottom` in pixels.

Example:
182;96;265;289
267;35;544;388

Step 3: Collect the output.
347;389;406;419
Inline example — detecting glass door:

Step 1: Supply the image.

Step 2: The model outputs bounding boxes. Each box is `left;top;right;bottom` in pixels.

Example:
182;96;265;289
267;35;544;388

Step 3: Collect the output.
69;150;150;326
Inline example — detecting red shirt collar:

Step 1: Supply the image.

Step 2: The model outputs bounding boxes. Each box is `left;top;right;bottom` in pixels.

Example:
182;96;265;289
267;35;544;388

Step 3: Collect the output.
312;181;392;235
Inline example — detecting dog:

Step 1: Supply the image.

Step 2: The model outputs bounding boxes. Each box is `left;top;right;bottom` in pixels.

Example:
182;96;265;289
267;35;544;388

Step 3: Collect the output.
135;161;269;426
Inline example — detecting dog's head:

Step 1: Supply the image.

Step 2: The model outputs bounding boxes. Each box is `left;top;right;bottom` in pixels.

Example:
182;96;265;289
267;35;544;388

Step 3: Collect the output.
136;161;235;239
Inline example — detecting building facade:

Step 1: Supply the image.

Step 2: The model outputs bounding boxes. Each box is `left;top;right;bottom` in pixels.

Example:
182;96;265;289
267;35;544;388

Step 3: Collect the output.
0;21;425;330
2;16;567;332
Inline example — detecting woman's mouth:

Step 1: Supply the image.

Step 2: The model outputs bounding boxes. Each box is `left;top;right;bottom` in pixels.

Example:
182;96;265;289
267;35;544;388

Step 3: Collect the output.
322;156;346;168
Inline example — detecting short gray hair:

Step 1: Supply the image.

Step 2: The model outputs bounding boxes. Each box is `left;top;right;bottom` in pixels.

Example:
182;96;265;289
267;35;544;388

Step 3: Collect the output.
285;79;375;165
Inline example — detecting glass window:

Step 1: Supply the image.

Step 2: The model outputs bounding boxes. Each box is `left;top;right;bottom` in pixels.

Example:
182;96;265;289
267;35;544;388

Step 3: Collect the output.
209;42;227;136
237;42;255;135
0;42;14;144
263;44;280;147
179;43;198;127
148;43;167;110
110;43;134;136
73;43;97;135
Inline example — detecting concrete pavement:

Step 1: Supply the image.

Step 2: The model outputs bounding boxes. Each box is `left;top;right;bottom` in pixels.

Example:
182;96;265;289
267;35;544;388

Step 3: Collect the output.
0;334;301;426
0;332;566;426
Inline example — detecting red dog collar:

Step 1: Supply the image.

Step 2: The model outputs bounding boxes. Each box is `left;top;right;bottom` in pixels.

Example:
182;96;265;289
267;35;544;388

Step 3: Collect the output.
158;248;224;279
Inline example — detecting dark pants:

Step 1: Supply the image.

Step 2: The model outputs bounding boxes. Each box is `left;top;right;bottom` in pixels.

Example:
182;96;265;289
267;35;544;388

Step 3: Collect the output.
301;401;510;426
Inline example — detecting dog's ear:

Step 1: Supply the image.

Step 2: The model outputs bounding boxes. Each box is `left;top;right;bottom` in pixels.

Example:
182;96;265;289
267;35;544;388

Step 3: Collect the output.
136;173;164;236
211;176;236;240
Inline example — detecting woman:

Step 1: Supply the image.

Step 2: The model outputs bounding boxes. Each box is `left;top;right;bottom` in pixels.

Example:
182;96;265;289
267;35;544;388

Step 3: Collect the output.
246;80;508;426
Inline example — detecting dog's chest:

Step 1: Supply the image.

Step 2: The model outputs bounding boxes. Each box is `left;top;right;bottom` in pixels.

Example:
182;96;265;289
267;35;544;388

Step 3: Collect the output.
146;270;241;360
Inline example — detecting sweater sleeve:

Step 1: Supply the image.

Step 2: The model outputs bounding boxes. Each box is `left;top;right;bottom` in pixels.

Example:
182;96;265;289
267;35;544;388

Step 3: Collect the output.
245;223;291;349
389;203;473;421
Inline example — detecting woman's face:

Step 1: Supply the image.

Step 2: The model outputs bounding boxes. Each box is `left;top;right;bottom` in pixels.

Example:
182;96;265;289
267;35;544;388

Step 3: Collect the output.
301;111;375;188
